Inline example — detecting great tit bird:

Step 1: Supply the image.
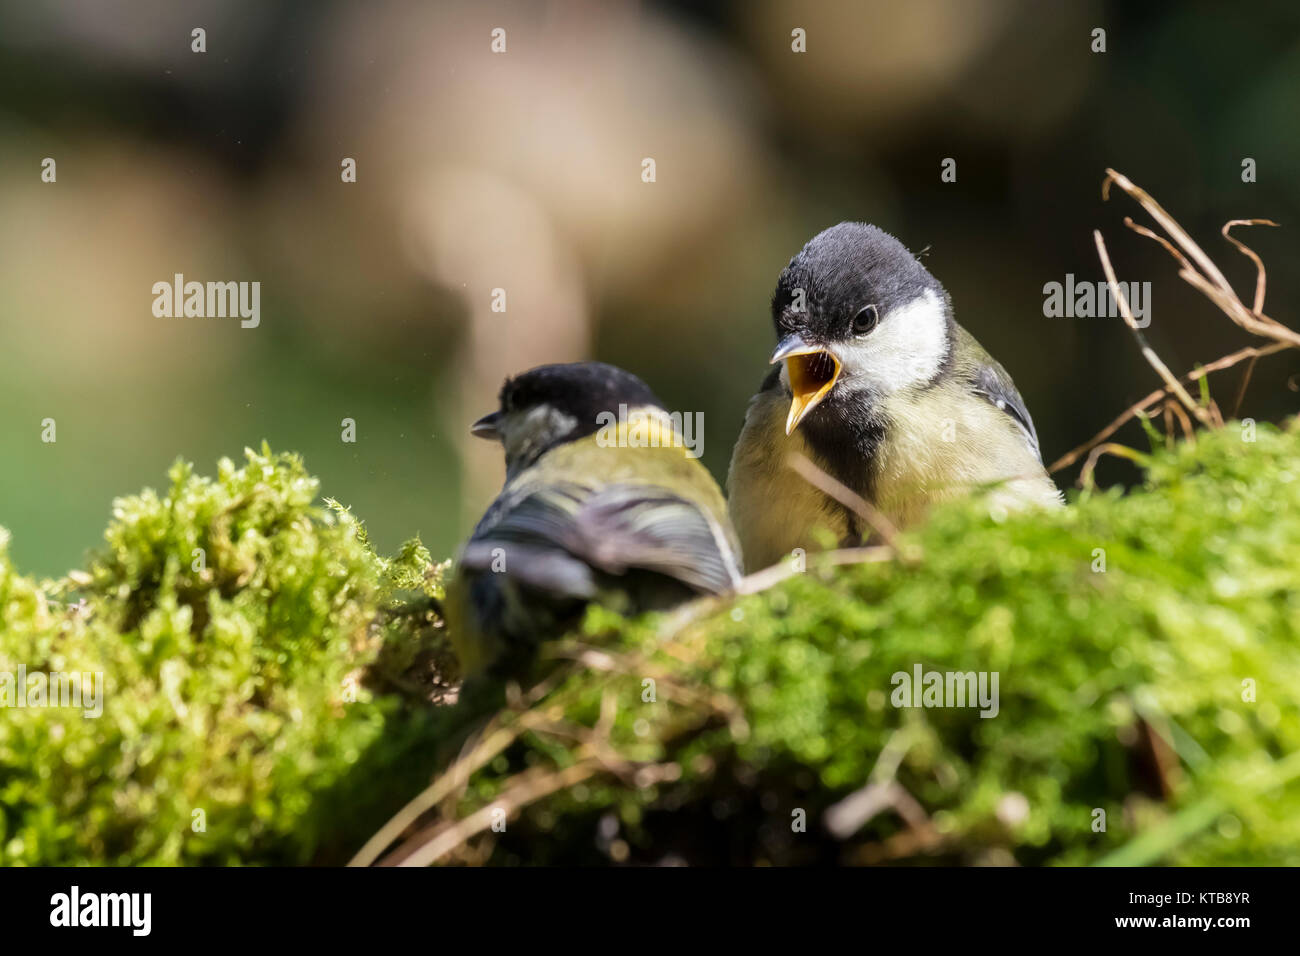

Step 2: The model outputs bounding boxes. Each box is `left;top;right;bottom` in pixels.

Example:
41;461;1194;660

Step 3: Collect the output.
447;361;743;677
728;222;1062;571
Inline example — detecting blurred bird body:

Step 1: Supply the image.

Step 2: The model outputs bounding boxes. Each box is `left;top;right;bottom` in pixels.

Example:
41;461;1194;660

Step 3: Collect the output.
729;223;1061;571
448;362;741;676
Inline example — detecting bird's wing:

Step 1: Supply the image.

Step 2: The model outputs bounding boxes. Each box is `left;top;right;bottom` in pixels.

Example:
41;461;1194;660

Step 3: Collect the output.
968;361;1043;463
460;482;599;602
569;484;742;594
462;480;741;598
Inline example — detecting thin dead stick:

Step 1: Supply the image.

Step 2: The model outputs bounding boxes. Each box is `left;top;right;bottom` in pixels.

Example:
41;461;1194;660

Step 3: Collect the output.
854;823;945;865
1232;353;1261;419
618;538;898;641
387;753;683;868
386;701;684;867
824;781;931;840
550;643;747;730
1125;216;1286;340
349;722;520;866
1094;230;1214;427
824;726;919;838
1049;342;1288;473
1222;219;1278;316
786;450;901;548
357;568;762;867
349;690;570;867
389;760;603;867
373;716;605;866
820;545;897;566
834;731;941;860
378;686;650;867
1078;442;1150;490
1165;399;1195;443
1103;169;1240;313
734;561;802;596
735;545;895;595
1105;170;1300;347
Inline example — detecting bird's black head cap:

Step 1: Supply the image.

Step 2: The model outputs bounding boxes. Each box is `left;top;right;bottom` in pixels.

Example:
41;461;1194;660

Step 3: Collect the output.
771;222;944;343
498;361;664;424
475;362;667;477
765;224;954;495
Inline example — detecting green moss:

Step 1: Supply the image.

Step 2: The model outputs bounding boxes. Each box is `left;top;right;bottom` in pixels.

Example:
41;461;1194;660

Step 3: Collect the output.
456;422;1300;865
3;426;1298;866
0;446;453;865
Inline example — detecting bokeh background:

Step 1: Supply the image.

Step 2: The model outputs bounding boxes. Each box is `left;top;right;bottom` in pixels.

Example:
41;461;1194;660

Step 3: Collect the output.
2;0;1298;578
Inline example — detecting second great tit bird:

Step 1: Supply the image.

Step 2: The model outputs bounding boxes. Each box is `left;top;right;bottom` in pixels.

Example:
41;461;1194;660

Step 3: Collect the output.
447;361;742;677
728;222;1062;571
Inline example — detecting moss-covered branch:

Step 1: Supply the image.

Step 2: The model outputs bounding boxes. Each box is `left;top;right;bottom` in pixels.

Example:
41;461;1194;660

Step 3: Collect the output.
3;425;1299;865
0;447;456;865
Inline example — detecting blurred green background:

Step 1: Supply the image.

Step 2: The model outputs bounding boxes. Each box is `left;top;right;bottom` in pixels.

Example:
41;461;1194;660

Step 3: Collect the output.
1;0;1297;578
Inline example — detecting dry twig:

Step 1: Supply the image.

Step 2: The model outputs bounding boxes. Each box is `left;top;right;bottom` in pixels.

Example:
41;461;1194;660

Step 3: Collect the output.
785;450;902;548
1052;172;1296;475
1093;229;1212;427
1048;342;1289;473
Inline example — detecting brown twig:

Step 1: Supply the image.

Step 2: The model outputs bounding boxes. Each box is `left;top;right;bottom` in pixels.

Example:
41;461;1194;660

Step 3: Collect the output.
548;642;749;736
1164;399;1195;444
1103;170;1233;296
825;727;923;838
785;451;902;549
1048;342;1289;473
388;760;604;867
1232;352;1261;420
1049;170;1300;480
853;825;947;864
1103;169;1300;347
824;780;932;840
1222;219;1278;316
348;666;577;867
1078;442;1150;491
735;544;895;595
376;639;717;867
1093;229;1213;427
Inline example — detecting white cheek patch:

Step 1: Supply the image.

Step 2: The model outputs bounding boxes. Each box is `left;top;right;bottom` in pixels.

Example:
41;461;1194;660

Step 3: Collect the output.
501;404;579;473
841;288;948;393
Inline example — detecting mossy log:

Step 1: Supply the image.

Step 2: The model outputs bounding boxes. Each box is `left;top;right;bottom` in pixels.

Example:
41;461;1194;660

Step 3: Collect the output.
2;424;1298;865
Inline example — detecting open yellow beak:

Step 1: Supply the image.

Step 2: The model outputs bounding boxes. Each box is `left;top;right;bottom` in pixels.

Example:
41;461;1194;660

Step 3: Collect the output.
770;335;842;435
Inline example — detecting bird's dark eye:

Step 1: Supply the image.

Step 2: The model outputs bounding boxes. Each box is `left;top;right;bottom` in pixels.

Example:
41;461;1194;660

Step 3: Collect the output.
852;304;879;336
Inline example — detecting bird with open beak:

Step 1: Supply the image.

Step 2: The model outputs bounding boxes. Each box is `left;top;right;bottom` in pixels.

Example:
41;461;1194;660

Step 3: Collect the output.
727;222;1062;572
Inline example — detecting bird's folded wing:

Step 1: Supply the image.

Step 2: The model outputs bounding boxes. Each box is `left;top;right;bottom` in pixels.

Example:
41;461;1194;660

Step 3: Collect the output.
460;539;600;601
969;363;1043;463
463;481;740;598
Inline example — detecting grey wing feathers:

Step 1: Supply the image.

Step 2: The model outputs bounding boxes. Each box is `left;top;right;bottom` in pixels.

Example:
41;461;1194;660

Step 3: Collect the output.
461;540;599;601
574;486;740;594
461;483;598;603
463;481;740;598
970;363;1043;463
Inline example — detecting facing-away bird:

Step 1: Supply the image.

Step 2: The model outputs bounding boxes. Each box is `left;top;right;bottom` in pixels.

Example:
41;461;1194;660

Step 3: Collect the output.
447;361;742;676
